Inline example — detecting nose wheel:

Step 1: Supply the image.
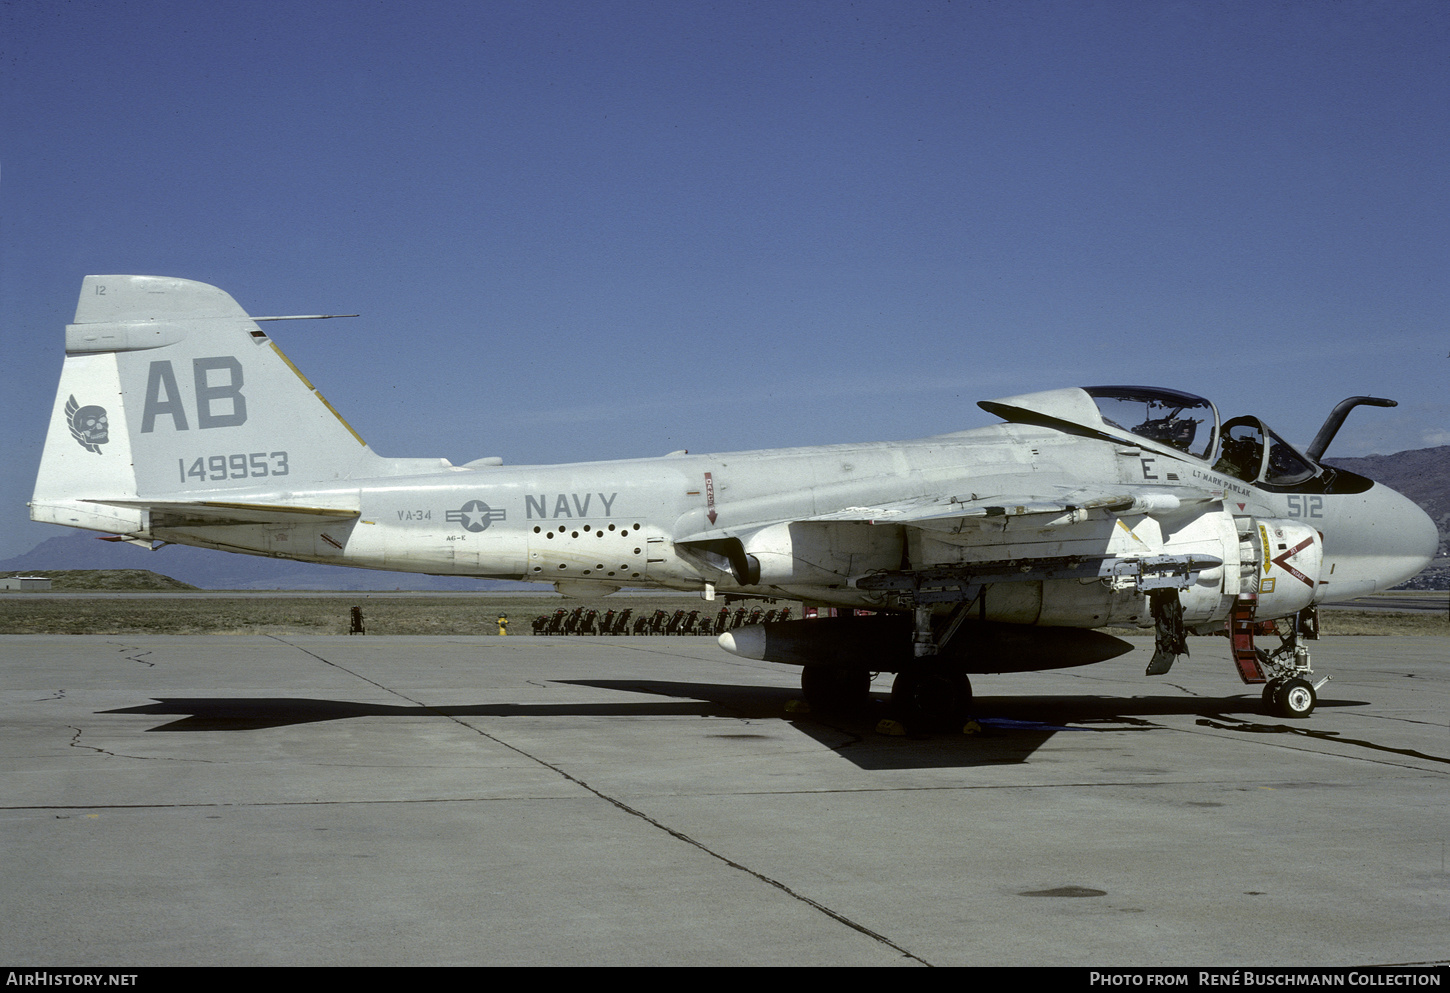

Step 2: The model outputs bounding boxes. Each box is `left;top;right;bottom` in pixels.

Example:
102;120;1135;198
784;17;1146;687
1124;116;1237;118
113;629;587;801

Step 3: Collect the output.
1263;676;1318;718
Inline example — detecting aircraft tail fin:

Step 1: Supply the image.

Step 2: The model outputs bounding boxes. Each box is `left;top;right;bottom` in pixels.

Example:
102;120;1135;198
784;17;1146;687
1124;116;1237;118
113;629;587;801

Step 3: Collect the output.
32;275;383;536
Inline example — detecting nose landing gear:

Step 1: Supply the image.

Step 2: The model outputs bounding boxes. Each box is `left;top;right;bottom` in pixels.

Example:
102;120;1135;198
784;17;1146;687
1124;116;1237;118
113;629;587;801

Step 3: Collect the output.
1232;597;1327;718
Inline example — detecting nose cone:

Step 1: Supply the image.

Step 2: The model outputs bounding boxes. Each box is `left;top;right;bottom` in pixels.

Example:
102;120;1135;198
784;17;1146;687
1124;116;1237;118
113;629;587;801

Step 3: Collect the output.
1370;485;1439;590
1316;482;1438;601
717;626;766;660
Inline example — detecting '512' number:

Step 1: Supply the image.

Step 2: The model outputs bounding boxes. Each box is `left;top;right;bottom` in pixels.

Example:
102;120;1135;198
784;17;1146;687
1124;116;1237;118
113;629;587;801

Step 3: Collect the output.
1285;494;1323;518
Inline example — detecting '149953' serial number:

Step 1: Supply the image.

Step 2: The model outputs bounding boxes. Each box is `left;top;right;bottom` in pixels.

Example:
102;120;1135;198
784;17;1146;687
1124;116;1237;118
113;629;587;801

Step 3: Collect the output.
179;451;289;483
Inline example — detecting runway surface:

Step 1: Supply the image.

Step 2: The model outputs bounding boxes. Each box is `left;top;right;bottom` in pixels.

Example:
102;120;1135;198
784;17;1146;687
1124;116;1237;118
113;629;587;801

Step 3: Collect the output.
1;633;1445;967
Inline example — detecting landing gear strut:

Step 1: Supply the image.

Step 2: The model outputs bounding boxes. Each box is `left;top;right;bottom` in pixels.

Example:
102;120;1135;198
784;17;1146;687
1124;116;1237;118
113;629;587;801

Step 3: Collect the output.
890;601;975;731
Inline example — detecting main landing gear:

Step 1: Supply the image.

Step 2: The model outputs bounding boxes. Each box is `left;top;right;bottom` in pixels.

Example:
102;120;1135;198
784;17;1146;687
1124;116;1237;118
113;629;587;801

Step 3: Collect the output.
891;665;973;732
796;602;977;732
800;665;873;712
796;662;974;732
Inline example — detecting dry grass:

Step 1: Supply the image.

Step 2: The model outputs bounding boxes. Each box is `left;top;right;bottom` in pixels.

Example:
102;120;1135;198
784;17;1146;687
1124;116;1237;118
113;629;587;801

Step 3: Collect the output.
1313;609;1449;636
0;594;732;636
0;596;506;636
0;593;1443;636
1105;611;1448;639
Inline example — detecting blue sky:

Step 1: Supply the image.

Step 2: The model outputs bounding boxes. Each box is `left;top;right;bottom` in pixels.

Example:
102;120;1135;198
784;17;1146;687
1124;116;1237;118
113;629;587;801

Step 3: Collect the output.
2;0;1447;559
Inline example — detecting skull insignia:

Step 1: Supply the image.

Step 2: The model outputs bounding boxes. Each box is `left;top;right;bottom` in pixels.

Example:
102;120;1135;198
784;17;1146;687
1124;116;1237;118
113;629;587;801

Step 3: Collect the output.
65;395;110;453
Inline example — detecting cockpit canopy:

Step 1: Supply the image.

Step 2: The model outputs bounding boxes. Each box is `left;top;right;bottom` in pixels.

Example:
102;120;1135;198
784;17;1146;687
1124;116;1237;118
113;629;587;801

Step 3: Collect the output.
979;385;1331;491
979;385;1220;461
1214;416;1319;487
1083;386;1218;462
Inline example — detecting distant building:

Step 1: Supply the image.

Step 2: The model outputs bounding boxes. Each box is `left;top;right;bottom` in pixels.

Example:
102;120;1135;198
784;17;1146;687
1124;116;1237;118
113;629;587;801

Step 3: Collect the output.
1;576;52;591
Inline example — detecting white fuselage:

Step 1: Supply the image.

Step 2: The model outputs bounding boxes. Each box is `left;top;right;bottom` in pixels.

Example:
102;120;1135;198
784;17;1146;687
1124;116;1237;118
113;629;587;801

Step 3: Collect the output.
132;419;1436;628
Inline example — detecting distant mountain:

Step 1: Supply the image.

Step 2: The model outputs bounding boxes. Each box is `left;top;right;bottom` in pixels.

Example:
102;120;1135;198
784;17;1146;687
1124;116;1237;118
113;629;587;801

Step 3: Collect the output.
11;569;199;591
0;534;529;591
1324;445;1450;557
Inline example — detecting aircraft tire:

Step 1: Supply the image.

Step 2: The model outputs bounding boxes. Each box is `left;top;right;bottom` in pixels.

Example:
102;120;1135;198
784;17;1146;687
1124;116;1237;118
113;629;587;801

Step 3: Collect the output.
801;666;871;712
1261;679;1284;711
1274;678;1317;719
891;668;972;732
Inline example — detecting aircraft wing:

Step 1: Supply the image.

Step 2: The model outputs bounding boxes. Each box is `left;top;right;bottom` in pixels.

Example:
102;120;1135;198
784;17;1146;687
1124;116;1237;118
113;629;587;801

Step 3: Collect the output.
677;485;1222;546
85;499;360;529
676;484;1225;593
797;486;1218;530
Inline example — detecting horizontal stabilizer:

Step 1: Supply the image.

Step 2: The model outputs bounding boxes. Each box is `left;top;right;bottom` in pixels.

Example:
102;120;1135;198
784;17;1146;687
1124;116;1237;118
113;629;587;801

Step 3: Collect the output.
86;499;359;529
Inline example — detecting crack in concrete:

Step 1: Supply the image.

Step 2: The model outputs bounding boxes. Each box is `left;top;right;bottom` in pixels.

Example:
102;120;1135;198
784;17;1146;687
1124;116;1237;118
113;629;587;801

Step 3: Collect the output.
111;643;155;666
66;724;217;763
1195;715;1450;768
265;634;931;966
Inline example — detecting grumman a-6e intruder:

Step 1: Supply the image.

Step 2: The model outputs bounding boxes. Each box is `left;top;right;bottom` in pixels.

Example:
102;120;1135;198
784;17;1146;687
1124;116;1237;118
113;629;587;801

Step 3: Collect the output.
33;276;1438;729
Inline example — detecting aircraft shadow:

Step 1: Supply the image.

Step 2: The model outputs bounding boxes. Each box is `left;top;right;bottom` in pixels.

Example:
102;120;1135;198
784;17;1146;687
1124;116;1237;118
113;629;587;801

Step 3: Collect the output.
566;680;1368;770
101;696;736;732
100;683;1368;771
